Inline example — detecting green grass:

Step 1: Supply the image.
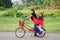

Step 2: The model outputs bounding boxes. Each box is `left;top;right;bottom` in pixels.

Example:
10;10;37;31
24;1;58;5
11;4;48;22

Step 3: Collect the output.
0;17;21;32
45;17;60;33
0;17;60;33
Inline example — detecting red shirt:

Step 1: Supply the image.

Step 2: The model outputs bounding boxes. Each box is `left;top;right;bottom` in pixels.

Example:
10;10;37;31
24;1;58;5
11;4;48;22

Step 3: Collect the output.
38;19;44;26
31;16;38;24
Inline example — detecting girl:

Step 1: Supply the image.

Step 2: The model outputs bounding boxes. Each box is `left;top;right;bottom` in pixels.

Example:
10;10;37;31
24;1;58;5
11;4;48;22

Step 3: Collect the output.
27;9;41;36
38;12;44;37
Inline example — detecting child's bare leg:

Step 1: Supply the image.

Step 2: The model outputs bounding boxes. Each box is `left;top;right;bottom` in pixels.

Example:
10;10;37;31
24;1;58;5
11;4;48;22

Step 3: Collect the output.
38;25;44;37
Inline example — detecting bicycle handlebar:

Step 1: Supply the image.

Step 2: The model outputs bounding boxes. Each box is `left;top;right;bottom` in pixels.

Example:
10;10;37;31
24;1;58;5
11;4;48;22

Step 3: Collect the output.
22;17;29;24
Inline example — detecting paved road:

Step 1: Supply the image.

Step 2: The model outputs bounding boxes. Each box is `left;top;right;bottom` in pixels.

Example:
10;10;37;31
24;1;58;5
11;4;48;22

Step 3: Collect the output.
0;32;60;40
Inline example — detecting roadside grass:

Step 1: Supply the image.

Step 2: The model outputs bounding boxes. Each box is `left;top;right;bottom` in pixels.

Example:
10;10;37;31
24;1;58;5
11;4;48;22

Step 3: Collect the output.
0;17;60;33
0;17;21;32
45;17;60;33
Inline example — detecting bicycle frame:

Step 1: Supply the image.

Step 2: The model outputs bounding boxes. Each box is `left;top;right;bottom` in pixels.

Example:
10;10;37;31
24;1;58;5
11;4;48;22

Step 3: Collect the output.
19;20;35;32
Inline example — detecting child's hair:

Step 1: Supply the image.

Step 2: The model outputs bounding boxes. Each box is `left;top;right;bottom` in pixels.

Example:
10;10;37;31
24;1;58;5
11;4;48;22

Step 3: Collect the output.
38;12;44;20
31;9;35;13
31;9;37;18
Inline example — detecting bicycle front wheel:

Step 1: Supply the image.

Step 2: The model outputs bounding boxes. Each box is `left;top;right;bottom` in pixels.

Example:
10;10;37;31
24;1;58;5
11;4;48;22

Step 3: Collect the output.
15;27;25;38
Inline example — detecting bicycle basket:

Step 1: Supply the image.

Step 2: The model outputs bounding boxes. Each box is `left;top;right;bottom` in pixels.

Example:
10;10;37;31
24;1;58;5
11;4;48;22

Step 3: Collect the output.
19;20;24;26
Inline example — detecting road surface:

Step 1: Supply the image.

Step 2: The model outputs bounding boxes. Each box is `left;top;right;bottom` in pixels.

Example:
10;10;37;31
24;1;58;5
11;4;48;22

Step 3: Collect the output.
0;32;60;40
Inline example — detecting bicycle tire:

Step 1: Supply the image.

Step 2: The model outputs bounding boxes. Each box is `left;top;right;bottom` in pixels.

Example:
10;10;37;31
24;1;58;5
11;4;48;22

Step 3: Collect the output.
42;27;46;36
15;27;25;38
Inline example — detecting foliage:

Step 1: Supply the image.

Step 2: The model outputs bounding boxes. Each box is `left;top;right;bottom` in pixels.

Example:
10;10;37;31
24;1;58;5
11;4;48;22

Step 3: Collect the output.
0;7;6;10
2;7;29;18
1;9;60;18
53;10;60;17
18;4;25;10
2;7;18;17
0;0;12;8
21;0;60;8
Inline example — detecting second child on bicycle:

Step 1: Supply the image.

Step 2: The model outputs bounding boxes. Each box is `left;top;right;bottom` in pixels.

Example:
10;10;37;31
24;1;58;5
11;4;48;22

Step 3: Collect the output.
38;12;45;37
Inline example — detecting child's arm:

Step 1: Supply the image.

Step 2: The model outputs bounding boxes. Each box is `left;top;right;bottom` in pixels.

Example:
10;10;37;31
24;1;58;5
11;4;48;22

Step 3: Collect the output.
27;15;32;18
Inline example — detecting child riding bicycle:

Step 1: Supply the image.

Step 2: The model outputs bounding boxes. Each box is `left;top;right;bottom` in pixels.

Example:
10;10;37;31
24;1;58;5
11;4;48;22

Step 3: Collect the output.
27;9;45;37
16;9;45;38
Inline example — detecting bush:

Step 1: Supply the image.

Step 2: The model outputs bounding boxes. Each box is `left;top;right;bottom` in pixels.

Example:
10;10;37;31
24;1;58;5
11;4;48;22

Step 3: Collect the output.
16;12;23;17
2;8;29;18
2;13;12;17
18;4;25;10
53;10;60;17
2;7;18;17
44;10;60;17
0;7;6;11
44;13;54;17
2;12;24;17
7;7;18;17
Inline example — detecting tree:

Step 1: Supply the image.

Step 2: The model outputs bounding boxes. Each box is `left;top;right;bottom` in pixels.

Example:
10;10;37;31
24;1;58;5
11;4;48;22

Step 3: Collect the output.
21;0;60;8
0;0;12;8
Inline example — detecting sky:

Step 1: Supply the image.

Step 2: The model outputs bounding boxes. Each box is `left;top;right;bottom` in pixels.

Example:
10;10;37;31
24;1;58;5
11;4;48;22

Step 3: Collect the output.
11;0;22;4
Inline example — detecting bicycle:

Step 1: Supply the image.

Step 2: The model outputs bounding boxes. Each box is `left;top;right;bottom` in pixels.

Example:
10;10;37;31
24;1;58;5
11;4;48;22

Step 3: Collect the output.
15;18;46;38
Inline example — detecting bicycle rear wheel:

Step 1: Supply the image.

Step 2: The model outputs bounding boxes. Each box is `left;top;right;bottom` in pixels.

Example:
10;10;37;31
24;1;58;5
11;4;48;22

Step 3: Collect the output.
42;27;46;36
15;27;25;38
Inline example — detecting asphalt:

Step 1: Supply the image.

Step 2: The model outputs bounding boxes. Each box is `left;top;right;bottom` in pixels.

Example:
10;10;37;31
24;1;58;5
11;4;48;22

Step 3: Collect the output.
0;32;60;40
